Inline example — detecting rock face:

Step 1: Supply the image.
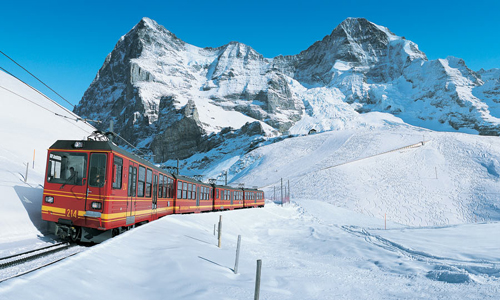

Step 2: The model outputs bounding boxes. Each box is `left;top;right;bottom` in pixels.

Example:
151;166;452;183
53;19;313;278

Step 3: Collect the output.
75;17;500;162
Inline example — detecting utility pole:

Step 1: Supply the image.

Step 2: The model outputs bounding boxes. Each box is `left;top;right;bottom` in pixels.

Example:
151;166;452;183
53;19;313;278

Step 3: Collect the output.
281;178;283;206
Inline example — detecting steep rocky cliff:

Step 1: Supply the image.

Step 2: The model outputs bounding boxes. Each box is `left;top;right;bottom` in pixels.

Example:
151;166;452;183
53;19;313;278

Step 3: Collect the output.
74;17;500;162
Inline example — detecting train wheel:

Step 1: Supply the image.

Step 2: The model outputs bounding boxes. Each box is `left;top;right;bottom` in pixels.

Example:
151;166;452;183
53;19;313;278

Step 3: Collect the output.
70;227;82;242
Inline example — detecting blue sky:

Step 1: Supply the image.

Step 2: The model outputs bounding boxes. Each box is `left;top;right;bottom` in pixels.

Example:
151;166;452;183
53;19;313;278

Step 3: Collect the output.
1;0;499;109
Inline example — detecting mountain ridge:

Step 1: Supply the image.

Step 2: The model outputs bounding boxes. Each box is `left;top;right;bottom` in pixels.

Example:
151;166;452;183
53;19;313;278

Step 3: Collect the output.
74;17;500;162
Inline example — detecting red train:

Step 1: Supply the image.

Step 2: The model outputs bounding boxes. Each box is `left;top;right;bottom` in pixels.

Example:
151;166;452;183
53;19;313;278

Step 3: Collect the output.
41;138;265;242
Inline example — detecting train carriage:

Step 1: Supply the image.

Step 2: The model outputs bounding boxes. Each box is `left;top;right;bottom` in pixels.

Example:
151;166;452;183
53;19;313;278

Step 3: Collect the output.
41;139;175;242
42;134;265;243
212;185;244;210
243;188;265;208
173;175;213;214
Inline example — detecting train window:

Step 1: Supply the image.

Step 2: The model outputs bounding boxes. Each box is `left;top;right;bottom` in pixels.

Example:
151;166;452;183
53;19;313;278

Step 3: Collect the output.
89;153;107;188
193;184;197;200
112;156;123;189
158;174;164;198
138;166;146;197
167;178;173;198
128;166;137;197
216;189;219;199
177;181;182;198
162;176;166;198
47;151;87;186
182;182;188;199
187;183;192;199
146;169;153;197
162;175;166;198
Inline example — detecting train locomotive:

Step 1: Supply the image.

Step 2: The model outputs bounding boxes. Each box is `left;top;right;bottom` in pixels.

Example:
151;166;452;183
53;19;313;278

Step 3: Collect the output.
41;134;265;243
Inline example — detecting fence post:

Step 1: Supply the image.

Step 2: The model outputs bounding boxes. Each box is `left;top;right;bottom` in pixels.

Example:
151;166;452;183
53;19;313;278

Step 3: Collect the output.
214;224;216;236
234;235;241;274
254;259;262;300
25;162;29;183
218;215;222;248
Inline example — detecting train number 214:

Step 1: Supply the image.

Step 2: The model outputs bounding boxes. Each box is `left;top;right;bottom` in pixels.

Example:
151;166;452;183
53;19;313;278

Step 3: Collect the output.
66;209;78;218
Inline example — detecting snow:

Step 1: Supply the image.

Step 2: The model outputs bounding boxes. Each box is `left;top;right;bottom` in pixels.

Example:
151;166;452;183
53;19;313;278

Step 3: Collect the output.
0;71;95;242
3;68;500;299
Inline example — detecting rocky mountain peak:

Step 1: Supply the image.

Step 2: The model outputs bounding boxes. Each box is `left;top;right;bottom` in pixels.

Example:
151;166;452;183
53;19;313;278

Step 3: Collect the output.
75;17;500;164
335;17;396;42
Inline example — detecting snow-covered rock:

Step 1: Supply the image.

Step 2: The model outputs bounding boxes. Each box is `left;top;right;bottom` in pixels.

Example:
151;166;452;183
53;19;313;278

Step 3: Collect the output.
75;17;500;163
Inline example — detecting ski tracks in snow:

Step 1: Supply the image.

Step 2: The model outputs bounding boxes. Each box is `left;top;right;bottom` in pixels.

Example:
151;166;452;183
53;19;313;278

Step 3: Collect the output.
341;225;500;284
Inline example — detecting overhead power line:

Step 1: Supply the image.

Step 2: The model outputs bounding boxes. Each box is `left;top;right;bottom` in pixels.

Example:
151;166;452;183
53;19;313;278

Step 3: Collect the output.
0;50;75;108
0;85;95;133
0;52;150;161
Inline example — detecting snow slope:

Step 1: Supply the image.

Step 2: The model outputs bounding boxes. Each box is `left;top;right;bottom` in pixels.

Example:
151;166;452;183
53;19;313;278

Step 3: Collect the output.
2;69;500;298
0;71;95;242
228;125;500;227
2;203;500;299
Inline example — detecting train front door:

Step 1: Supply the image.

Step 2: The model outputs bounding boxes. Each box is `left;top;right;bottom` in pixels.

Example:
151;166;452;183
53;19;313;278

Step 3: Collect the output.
86;153;107;213
127;162;137;225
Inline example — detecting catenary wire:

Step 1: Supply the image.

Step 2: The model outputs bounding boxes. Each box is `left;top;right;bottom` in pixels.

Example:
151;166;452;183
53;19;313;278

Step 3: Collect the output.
0;60;154;161
0;50;75;108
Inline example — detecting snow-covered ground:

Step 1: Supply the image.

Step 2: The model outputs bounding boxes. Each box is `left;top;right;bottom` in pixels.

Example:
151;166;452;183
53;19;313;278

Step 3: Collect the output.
2;69;500;299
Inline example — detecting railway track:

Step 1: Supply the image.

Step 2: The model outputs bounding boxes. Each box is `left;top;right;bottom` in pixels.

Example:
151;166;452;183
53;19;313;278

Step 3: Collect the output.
0;242;83;283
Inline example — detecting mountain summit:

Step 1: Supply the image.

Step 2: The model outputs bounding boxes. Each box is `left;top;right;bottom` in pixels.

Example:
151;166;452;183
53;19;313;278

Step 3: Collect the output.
74;17;500;162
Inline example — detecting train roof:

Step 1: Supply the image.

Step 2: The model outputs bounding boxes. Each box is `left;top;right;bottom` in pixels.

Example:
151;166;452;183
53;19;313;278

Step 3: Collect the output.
212;184;243;190
172;174;210;186
243;187;263;192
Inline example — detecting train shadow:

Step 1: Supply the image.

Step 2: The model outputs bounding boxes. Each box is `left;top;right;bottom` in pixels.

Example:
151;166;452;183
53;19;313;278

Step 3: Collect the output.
14;185;47;234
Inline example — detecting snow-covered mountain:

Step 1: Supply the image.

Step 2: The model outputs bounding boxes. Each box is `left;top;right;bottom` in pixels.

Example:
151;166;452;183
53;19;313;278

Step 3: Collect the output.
74;17;500;162
4;66;500;298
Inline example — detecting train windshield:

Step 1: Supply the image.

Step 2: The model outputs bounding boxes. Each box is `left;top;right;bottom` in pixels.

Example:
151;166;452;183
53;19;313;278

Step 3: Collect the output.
47;152;87;186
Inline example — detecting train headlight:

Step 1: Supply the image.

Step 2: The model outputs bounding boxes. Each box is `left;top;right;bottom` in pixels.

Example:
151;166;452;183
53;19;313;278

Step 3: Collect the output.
91;202;102;210
73;141;84;148
45;196;54;203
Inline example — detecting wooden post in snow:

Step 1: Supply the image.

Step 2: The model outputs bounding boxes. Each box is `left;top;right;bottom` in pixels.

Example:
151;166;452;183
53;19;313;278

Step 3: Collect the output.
218;215;222;248
254;259;262;300
234;235;241;274
25;162;29;183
